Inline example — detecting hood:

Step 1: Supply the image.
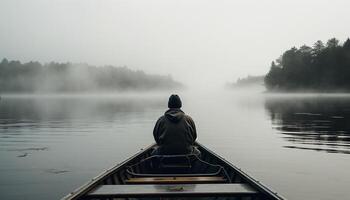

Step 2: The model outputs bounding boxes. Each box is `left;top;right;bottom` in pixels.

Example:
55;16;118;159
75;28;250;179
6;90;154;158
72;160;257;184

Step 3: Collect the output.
164;109;185;123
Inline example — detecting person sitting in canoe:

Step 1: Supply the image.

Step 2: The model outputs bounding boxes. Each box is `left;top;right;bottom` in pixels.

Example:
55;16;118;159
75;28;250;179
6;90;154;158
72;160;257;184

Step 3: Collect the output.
152;94;199;156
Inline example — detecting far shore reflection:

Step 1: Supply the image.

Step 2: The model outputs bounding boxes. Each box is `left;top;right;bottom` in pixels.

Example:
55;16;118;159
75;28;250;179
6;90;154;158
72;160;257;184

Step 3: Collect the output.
264;95;350;154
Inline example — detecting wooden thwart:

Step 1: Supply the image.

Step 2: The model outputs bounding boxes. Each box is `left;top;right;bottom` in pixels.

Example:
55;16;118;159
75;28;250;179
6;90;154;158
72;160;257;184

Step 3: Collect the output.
125;176;226;184
88;183;258;198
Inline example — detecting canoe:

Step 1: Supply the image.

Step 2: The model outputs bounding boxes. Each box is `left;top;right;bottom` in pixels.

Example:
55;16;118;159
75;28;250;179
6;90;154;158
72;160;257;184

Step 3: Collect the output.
62;142;284;200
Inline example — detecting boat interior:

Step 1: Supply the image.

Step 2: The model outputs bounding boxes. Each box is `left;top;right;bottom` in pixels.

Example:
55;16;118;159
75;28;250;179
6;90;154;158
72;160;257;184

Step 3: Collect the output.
67;144;282;200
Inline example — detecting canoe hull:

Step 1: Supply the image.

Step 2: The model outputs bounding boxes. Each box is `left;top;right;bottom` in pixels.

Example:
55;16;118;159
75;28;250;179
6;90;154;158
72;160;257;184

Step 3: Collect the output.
63;143;284;200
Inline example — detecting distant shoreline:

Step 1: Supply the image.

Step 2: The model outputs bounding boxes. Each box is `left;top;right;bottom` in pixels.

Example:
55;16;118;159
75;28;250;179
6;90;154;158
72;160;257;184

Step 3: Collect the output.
264;88;350;94
265;38;350;92
0;59;183;93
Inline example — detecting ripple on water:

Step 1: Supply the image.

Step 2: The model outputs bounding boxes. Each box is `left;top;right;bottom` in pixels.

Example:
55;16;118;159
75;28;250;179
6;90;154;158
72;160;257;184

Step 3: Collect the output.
265;96;350;154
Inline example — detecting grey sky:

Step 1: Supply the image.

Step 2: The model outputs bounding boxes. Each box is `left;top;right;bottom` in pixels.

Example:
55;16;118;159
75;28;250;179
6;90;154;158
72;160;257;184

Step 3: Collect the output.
1;0;349;87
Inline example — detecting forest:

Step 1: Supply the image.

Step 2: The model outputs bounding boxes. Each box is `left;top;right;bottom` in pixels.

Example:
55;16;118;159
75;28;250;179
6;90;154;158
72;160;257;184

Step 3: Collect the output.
0;59;182;93
265;38;350;91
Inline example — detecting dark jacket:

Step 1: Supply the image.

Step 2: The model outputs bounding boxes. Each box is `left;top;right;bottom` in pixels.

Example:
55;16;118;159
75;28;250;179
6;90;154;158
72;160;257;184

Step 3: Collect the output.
153;109;197;155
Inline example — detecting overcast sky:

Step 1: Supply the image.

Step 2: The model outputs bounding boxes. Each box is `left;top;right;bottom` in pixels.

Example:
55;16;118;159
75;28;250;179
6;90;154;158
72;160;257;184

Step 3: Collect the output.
1;0;349;87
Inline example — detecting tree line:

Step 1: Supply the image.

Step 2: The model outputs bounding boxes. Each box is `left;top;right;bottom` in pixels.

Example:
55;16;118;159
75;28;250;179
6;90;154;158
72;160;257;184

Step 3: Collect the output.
0;59;182;93
265;38;350;91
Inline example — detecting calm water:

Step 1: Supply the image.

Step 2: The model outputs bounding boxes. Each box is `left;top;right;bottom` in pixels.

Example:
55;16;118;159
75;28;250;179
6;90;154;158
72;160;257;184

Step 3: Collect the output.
1;90;350;200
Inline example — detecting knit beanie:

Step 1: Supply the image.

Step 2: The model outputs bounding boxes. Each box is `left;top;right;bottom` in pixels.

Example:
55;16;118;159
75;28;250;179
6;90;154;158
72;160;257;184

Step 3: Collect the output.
168;94;182;108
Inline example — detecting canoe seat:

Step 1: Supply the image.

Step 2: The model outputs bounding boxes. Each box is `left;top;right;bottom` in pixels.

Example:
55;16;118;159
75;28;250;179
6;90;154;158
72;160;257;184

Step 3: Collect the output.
125;176;226;184
87;183;258;198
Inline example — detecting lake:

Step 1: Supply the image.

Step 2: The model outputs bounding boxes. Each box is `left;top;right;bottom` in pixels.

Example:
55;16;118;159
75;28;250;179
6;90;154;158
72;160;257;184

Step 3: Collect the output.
1;89;350;200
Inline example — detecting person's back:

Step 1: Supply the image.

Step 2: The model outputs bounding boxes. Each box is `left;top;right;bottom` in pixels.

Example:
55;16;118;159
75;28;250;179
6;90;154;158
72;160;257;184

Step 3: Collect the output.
153;94;197;155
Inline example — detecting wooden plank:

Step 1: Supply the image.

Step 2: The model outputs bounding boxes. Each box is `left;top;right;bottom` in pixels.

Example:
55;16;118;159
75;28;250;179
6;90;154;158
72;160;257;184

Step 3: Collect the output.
125;176;226;184
87;183;258;198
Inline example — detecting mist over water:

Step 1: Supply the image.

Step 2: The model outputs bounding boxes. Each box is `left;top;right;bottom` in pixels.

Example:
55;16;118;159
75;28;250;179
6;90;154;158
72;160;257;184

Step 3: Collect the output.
1;88;350;199
1;1;350;199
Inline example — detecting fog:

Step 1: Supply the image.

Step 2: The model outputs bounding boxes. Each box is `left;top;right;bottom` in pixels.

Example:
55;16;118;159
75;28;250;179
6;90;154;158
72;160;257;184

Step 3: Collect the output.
1;0;350;87
2;2;350;199
0;60;183;93
2;89;350;199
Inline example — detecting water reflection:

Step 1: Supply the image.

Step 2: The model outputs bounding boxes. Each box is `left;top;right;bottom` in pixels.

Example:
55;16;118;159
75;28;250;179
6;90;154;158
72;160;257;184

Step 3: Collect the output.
0;94;165;200
264;95;350;154
0;95;164;121
0;95;164;149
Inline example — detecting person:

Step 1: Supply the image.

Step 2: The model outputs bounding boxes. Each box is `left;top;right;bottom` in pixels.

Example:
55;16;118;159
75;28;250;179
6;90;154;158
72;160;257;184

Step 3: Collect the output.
152;94;199;156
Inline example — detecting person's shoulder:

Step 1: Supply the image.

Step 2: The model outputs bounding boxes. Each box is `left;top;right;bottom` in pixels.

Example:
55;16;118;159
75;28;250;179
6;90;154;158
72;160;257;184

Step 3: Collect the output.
184;114;195;122
156;115;165;122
